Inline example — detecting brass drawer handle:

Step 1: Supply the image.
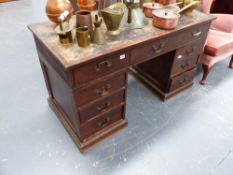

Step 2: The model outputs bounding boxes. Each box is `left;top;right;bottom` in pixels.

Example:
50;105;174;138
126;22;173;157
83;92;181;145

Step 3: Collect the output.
192;31;202;37
95;60;112;72
97;101;112;113
179;78;187;85
185;48;194;56
97;115;112;128
152;43;165;54
95;83;111;96
181;61;191;69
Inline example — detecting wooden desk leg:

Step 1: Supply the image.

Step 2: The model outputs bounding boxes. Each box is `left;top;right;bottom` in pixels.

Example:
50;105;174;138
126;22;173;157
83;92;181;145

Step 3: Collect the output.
229;55;233;69
200;64;212;85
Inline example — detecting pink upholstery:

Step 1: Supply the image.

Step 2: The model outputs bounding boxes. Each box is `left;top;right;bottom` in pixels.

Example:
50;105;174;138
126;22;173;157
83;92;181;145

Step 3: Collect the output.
204;30;233;56
199;0;233;85
200;51;233;67
211;14;233;33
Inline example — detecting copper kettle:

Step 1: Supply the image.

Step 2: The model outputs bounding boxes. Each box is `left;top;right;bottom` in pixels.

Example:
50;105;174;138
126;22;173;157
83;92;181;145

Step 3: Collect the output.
46;0;74;23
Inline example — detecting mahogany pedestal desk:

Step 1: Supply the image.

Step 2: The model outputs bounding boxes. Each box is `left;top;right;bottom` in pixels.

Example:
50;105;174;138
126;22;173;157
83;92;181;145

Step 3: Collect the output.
29;11;214;152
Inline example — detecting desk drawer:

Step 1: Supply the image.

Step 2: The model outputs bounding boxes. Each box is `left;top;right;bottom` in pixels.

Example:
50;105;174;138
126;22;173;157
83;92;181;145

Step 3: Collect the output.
80;104;125;139
173;38;204;63
171;39;205;76
78;90;125;124
131;38;170;64
171;56;198;76
73;52;129;85
130;22;209;64
75;72;127;107
169;68;197;92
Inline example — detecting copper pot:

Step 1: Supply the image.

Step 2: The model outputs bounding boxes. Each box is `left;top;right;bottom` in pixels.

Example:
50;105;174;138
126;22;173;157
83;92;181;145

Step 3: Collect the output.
46;0;74;23
143;2;163;18
76;10;93;36
156;0;176;5
77;0;96;11
152;9;180;29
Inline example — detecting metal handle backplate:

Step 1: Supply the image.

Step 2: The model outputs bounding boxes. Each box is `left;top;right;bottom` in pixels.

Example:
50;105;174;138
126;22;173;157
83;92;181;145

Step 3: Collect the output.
185;48;194;56
152;43;165;54
95;84;111;96
179;78;187;85
97;115;112;128
192;31;202;37
95;60;112;72
97;101;112;113
181;60;191;69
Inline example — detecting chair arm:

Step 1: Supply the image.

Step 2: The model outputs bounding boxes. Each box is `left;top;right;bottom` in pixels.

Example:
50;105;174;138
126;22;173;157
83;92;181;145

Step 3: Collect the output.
210;14;233;33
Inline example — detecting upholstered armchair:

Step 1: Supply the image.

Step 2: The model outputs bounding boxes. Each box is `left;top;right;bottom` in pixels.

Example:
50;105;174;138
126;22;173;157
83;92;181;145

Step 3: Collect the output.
199;0;233;85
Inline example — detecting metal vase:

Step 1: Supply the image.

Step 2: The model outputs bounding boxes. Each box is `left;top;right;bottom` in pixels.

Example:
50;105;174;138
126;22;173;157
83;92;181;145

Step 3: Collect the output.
92;18;106;45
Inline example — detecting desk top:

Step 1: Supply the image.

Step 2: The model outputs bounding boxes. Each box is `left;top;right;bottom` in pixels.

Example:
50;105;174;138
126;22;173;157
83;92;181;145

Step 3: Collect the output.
29;10;213;69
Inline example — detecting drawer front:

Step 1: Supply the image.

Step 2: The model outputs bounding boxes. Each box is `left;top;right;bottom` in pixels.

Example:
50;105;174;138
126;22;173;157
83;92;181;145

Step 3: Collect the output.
73;52;130;85
171;56;198;76
173;38;205;63
131;38;171;65
169;68;197;92
131;23;209;65
80;105;125;139
79;90;125;124
75;72;127;107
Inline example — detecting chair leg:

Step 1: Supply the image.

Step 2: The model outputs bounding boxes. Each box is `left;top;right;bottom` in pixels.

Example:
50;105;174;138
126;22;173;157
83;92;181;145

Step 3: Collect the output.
229;55;233;69
200;64;212;85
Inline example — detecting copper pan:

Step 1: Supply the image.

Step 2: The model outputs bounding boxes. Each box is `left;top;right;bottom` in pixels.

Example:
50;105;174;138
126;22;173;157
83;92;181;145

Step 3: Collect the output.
143;1;182;18
152;9;180;29
143;2;164;18
156;0;176;5
152;1;198;29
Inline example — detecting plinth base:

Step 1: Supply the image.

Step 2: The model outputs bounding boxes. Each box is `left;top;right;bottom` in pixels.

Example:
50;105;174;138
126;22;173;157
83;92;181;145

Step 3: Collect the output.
130;68;193;101
48;98;128;153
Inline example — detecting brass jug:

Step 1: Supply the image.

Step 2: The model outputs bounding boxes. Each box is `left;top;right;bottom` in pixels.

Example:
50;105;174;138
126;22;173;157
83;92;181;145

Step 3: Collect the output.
92;15;106;45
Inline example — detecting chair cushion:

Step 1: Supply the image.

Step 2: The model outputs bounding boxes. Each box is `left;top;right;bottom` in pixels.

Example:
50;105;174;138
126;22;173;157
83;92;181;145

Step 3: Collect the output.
210;14;233;33
204;30;233;56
